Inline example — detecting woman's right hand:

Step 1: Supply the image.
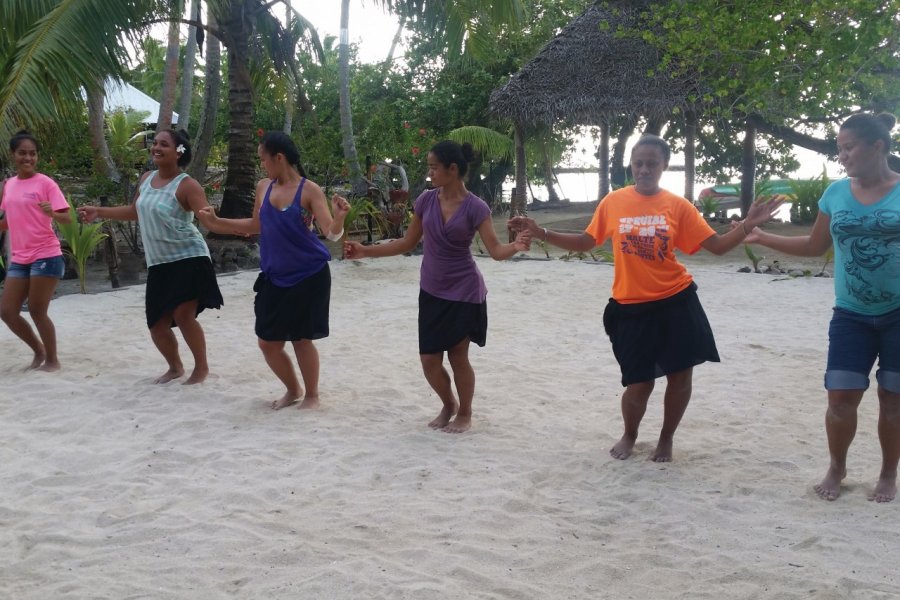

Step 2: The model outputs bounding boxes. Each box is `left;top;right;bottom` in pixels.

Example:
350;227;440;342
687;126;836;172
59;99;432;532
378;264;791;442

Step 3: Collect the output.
77;205;99;223
507;216;539;237
343;241;367;259
197;205;217;226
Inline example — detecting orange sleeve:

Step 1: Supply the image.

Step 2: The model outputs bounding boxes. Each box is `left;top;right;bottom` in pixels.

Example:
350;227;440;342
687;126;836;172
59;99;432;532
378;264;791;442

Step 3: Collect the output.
674;197;715;255
584;195;611;244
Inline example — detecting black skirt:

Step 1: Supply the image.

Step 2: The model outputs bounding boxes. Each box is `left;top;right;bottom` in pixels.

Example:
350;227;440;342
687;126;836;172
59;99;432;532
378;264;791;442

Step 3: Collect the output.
602;282;720;386
418;289;487;354
145;256;223;328
254;264;331;342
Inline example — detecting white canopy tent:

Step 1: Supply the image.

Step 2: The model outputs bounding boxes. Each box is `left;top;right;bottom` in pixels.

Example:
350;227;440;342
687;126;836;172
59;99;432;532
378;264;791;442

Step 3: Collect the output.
103;78;178;124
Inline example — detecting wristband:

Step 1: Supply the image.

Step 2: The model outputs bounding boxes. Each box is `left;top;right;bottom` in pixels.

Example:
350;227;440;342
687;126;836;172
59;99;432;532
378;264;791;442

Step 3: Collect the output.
326;228;344;242
741;221;751;236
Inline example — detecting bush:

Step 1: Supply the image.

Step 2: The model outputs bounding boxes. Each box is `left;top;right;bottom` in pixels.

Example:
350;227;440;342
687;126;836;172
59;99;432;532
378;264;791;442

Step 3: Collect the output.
789;167;830;225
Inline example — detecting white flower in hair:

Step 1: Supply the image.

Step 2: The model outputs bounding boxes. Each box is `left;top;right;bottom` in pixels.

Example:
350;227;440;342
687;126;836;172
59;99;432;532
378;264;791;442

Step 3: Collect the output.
176;144;186;155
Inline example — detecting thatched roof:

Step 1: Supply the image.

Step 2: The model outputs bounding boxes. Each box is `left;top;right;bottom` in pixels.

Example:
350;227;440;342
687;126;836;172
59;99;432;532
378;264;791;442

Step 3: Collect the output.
490;1;702;127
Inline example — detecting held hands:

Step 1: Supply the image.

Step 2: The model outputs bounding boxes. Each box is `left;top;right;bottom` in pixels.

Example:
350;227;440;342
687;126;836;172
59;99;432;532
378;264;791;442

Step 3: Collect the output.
197;205;218;228
343;240;367;259
507;216;540;238
331;194;351;222
77;205;99;223
745;197;784;230
512;229;532;252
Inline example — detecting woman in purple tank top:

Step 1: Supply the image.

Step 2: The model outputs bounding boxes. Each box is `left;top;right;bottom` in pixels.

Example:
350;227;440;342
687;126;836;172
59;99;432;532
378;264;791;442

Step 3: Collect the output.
345;141;531;433
199;132;349;410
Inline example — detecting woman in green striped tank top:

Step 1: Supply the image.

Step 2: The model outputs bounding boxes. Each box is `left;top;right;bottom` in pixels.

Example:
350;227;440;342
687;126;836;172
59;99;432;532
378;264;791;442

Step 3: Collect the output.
78;129;223;385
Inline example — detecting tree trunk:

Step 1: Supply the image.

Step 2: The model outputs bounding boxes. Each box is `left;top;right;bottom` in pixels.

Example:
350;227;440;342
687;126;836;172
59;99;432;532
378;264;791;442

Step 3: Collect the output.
611;115;638;187
740;119;757;218
598;120;610;199
218;0;257;219
338;0;367;196
643;115;667;136
188;8;221;182
684;110;697;202
86;82;119;181
542;149;560;203
380;16;405;81
509;121;527;241
176;0;200;132
156;15;181;130
282;1;294;135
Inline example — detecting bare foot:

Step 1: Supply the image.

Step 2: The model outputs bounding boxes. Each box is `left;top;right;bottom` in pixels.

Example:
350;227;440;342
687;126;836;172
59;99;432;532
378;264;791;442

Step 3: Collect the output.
25;351;46;371
814;466;847;501
154;368;184;384
428;404;458;429
37;360;61;373
183;366;209;385
442;414;471;433
271;392;300;410
610;434;637;460
650;437;673;463
298;395;320;410
868;475;897;503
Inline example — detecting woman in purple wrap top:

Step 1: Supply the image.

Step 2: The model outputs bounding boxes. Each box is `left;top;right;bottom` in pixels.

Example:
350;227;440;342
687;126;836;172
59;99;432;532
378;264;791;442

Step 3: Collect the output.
345;140;530;433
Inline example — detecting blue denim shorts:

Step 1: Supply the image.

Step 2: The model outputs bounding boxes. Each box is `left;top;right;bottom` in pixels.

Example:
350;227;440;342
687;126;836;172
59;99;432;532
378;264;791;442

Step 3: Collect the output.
6;255;66;279
825;306;900;393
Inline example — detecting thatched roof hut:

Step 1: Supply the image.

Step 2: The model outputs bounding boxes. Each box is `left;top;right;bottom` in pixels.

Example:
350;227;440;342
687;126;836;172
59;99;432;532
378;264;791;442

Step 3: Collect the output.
490;0;705;207
490;0;701;127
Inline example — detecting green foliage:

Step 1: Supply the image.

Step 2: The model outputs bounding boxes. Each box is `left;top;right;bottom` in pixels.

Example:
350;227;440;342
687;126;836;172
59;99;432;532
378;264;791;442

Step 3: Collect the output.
789;167;830;225
56;208;108;294
744;244;764;273
698;196;721;218
819;247;835;276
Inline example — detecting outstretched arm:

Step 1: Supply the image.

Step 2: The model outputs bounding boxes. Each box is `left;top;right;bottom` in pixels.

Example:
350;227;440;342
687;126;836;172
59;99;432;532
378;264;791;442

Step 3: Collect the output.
745;211;833;257
700;199;784;255
477;217;530;260
508;216;595;252
344;214;424;259
306;183;350;240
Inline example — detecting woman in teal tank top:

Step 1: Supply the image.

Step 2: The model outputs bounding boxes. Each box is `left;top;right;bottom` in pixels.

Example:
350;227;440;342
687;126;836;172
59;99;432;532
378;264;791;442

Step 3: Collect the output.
747;113;900;503
78;129;222;385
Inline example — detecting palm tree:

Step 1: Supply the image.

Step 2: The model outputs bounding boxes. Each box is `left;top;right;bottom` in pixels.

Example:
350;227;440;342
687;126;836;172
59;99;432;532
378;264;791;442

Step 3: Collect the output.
156;4;182;131
0;0;171;143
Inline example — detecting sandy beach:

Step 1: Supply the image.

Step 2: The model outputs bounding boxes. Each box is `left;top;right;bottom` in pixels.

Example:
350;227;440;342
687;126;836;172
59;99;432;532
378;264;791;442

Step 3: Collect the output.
2;216;899;598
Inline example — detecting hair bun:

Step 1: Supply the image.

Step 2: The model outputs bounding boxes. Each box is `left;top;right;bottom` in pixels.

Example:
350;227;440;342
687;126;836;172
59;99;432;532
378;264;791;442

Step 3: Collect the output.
460;142;475;162
876;113;897;131
14;129;31;136
175;128;191;140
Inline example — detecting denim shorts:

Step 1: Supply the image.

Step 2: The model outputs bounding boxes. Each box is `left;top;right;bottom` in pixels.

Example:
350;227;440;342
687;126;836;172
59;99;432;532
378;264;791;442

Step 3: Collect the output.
6;255;66;279
825;306;900;393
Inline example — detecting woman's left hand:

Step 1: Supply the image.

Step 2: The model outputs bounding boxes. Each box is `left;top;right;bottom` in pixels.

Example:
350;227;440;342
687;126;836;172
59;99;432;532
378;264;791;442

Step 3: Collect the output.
332;194;351;222
746;197;785;228
38;201;53;216
513;229;532;252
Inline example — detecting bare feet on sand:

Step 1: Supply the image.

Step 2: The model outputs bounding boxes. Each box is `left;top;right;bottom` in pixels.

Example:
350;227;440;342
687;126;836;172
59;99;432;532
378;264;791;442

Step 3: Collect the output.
428;404;458;430
442;414;471;433
298;395;320;410
37;360;61;372
610;434;637;460
271;392;300;410
183;366;209;385
154;368;184;384
868;474;897;503
814;466;847;501
650;437;674;463
25;350;46;371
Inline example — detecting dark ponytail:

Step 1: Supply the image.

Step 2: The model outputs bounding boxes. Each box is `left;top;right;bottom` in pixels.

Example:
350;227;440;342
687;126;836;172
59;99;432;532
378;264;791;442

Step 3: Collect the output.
259;131;307;177
429;140;475;178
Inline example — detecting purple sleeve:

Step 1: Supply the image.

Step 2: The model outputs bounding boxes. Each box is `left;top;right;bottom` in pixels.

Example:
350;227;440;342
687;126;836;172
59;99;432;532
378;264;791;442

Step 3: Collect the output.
413;190;432;219
468;195;491;229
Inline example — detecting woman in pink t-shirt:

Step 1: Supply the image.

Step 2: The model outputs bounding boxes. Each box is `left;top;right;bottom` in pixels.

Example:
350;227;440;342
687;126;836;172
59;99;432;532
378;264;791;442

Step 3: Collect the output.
0;130;72;371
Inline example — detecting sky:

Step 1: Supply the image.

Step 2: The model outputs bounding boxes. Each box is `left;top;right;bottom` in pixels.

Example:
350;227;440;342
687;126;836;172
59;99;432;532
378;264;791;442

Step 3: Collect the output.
289;1;403;64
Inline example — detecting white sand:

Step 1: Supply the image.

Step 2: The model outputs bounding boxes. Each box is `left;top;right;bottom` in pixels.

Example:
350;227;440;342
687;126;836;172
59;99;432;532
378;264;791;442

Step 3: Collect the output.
2;255;899;599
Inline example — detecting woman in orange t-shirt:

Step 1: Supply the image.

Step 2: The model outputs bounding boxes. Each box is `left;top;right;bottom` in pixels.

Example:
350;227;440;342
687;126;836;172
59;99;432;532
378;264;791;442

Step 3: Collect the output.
509;135;780;462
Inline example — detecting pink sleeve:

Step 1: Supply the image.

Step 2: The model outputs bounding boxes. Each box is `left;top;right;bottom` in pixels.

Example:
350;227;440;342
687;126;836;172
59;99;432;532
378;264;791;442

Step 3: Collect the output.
44;177;69;212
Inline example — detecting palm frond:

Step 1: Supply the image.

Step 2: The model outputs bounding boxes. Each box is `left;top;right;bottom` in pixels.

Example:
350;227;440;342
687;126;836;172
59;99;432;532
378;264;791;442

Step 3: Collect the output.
447;126;514;161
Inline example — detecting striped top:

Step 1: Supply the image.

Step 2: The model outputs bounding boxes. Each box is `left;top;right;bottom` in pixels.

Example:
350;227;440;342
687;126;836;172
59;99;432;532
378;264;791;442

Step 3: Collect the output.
136;171;210;267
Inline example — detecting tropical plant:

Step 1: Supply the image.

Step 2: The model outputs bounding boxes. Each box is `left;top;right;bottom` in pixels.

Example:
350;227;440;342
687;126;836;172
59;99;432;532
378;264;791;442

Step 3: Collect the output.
56;208;108;294
744;244;764;273
819;246;835;276
698;196;721;219
789;167;830;225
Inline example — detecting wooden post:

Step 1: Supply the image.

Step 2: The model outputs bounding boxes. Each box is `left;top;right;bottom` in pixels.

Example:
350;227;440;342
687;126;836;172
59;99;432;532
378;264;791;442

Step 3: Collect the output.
740;119;757;218
99;195;120;288
598;120;610;199
684;110;697;202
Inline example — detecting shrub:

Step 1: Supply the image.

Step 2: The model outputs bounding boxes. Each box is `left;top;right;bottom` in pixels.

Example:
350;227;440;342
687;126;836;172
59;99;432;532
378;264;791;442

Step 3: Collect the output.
789;167;830;225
